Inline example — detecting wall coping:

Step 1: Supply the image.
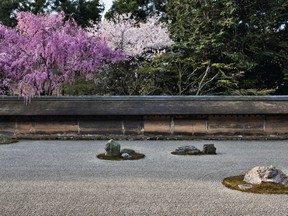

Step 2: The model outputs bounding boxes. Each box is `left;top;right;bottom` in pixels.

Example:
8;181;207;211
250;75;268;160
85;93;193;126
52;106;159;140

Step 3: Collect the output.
2;95;288;101
1;96;288;116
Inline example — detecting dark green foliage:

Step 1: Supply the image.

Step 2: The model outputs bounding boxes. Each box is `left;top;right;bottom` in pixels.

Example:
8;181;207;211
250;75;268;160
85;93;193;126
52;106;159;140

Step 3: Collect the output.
0;0;52;27
139;51;237;95
164;0;246;95
0;0;22;27
53;0;104;27
161;0;288;95
93;61;142;95
62;76;97;96
105;0;166;21
63;60;156;96
91;60;158;96
0;0;103;28
234;0;288;94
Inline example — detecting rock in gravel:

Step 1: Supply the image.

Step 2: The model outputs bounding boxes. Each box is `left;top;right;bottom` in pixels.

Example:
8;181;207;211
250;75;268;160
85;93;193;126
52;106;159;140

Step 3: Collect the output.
202;144;216;154
244;165;288;185
105;139;121;156
172;146;202;155
121;153;132;159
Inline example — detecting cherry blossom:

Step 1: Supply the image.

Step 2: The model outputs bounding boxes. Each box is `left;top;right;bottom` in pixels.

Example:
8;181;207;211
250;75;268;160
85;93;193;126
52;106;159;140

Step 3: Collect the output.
0;12;123;98
88;13;173;58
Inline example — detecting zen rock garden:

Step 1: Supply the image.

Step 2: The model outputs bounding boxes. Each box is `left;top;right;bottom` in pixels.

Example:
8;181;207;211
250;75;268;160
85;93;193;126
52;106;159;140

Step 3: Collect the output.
222;165;288;194
171;144;216;155
2;133;287;195
96;139;145;160
1;134;288;195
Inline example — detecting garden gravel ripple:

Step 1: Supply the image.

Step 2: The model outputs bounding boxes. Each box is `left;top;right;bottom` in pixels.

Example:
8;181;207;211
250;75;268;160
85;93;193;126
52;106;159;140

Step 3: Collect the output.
0;140;288;216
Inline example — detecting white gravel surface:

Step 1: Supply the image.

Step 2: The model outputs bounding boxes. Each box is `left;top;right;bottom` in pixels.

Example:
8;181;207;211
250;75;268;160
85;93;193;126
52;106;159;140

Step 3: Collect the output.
0;140;288;216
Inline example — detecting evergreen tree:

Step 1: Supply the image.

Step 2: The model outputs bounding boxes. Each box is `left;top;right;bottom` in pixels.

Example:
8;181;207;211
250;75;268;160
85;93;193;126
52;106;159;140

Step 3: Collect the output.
0;0;54;27
159;0;240;95
162;0;288;95
234;0;288;94
105;0;166;21
0;0;104;28
0;0;23;27
53;0;104;27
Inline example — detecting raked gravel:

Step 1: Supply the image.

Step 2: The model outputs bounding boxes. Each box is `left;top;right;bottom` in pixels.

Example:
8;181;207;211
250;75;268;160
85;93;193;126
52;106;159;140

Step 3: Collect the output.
0;140;288;216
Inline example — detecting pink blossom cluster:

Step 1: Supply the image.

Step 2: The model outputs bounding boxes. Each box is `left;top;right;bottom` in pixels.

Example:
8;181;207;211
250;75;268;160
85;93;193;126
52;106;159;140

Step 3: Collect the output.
0;12;123;98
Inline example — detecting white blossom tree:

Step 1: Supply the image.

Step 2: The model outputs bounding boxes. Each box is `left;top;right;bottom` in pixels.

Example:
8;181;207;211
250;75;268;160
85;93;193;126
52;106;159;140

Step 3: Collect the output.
82;14;174;95
88;13;173;58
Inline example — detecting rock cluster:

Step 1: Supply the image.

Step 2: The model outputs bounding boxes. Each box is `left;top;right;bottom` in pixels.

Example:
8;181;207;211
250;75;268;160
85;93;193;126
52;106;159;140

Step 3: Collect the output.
172;144;216;155
105;139;135;159
244;165;288;185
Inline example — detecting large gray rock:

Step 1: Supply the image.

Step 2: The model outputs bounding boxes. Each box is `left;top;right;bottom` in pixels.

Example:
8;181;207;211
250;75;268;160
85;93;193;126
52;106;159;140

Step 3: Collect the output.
202;144;216;154
105;139;121;157
172;146;202;155
244;165;288;185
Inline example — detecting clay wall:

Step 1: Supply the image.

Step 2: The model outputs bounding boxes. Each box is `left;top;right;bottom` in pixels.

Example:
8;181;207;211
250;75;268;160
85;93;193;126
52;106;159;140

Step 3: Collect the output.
1;96;288;139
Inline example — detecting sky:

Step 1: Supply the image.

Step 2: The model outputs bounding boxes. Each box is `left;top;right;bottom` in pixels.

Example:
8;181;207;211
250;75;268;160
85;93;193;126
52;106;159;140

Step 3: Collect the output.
101;0;113;15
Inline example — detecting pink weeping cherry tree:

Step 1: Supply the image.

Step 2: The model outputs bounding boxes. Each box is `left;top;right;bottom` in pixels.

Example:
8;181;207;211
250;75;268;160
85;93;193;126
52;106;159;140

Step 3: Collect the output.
0;12;124;99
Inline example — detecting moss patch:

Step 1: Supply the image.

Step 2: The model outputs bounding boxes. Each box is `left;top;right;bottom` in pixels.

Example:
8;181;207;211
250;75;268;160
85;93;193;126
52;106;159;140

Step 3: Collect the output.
97;152;145;161
222;175;288;194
